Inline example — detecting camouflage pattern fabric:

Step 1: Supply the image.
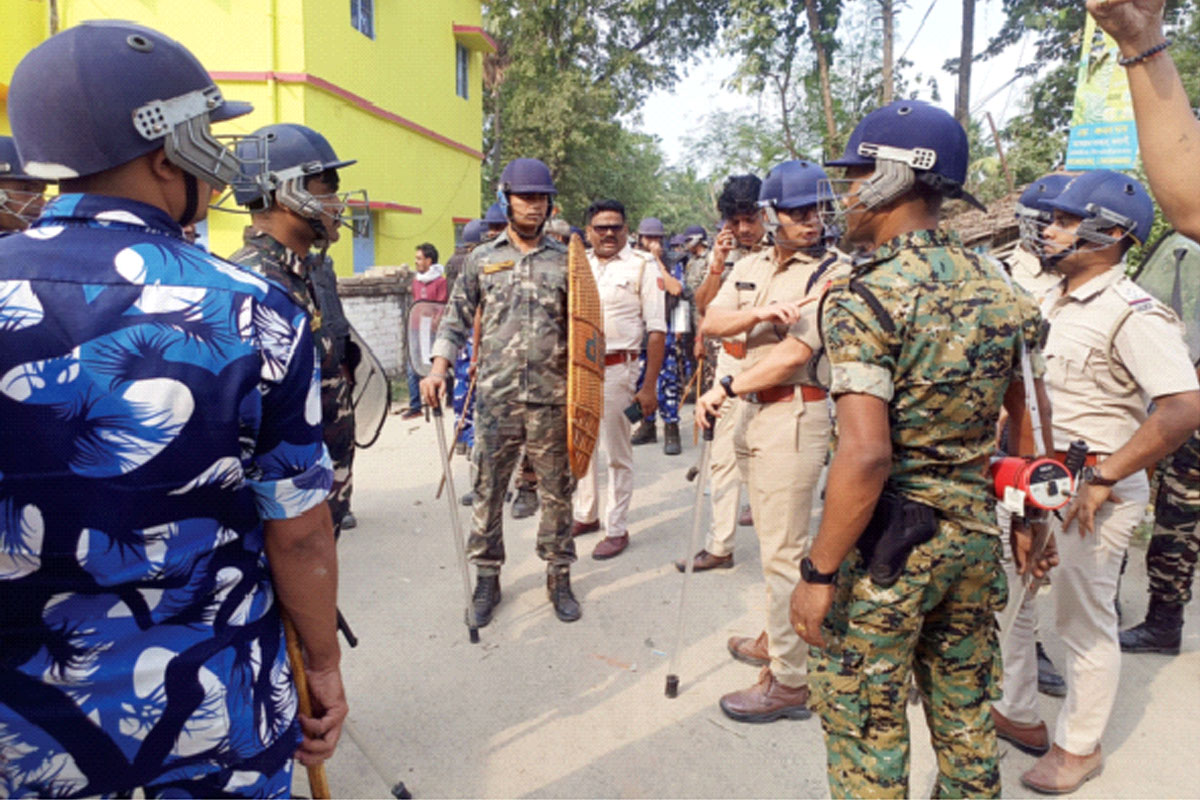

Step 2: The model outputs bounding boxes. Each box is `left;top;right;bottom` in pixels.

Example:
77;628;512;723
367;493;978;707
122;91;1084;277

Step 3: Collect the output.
468;400;575;574
823;229;1045;535
657;332;685;424
431;230;569;406
809;522;1005;799
1147;429;1200;604
229;228;356;534
444;245;469;296
514;452;538;491
814;228;1043;797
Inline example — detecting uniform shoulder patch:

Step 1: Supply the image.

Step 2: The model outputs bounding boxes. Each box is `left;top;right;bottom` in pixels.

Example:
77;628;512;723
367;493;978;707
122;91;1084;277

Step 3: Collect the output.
1112;278;1155;312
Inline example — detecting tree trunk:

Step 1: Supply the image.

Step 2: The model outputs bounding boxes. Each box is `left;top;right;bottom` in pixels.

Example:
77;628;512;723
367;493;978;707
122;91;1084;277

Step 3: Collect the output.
804;0;838;151
880;0;894;104
955;0;974;127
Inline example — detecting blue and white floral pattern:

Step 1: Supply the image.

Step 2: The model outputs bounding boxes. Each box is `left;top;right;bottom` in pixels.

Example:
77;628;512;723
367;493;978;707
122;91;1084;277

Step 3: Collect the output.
0;195;332;797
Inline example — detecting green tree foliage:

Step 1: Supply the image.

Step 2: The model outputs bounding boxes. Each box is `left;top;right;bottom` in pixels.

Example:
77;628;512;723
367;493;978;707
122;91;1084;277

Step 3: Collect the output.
481;0;728;219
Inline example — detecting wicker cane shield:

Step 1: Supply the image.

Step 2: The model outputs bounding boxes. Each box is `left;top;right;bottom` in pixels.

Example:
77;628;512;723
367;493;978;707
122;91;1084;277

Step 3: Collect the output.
567;233;605;478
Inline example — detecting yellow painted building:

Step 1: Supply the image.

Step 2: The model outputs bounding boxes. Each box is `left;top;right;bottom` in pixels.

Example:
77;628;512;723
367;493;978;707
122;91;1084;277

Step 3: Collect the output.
0;0;491;274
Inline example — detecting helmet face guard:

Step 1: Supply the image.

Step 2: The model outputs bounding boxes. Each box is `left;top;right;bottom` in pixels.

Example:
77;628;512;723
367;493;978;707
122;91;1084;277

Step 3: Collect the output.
758;201;829;254
0;186;47;229
134;86;270;196
1040;206;1139;270
1015;204;1055;259
273;168;369;247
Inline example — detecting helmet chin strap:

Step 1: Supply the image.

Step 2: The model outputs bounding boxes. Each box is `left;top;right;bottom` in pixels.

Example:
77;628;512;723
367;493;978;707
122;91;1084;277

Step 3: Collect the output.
505;195;547;241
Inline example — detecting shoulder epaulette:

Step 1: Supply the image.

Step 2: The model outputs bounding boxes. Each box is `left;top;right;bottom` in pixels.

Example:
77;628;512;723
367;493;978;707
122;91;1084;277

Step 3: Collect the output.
1111;277;1156;312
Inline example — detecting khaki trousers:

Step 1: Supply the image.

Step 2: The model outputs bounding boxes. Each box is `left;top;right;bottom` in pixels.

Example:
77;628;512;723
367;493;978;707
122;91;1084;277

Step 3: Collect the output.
743;395;829;687
705;396;750;556
997;470;1149;754
573;359;638;537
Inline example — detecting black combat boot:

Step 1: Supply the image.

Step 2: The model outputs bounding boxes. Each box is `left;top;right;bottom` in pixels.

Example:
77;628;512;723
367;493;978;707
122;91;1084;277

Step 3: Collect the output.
663;422;682;455
1119;599;1184;655
512;486;539;519
630;419;656;445
472;573;501;628
547;569;581;622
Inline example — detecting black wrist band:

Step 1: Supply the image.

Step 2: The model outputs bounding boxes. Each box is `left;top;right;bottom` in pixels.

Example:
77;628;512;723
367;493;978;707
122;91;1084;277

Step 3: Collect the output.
1118;39;1171;67
720;374;737;398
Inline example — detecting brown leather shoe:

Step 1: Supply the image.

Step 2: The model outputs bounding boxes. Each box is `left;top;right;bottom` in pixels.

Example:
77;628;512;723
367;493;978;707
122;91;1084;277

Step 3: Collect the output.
1021;744;1103;795
991;707;1050;756
674;549;733;573
727;631;769;666
719;667;811;723
591;533;629;560
571;519;600;537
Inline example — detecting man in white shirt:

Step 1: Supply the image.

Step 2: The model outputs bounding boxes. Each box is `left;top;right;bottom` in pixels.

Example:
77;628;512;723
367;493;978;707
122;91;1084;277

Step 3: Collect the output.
571;199;667;559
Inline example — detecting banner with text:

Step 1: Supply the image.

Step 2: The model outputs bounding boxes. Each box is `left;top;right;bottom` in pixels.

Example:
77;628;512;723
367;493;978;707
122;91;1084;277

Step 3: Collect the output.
1065;15;1138;170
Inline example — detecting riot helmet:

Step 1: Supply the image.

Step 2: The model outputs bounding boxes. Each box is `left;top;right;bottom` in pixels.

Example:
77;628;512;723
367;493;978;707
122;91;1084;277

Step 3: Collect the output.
8;20;267;219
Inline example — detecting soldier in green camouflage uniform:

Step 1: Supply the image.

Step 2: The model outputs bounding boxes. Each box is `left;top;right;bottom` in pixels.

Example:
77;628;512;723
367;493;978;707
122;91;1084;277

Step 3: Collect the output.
228;122;360;536
229;233;357;534
1121;425;1200;654
421;158;580;626
790;101;1048;798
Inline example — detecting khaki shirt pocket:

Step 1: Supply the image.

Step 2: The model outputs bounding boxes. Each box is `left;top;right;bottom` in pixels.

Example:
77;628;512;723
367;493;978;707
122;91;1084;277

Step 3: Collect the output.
1045;331;1097;398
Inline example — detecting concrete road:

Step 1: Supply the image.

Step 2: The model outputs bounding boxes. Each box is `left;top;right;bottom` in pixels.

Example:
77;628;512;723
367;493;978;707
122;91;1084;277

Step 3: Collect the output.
298;411;1199;798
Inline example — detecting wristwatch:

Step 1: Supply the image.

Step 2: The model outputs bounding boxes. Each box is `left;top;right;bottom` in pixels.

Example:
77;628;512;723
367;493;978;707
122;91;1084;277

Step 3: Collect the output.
1081;465;1117;487
801;556;837;585
720;374;737;398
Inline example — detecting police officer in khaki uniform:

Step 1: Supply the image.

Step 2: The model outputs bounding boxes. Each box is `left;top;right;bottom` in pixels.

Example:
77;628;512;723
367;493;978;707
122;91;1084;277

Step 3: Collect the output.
676;176;765;577
997;170;1200;794
695;160;849;722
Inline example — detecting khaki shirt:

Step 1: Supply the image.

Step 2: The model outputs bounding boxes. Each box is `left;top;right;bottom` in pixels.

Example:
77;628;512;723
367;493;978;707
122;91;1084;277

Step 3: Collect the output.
704;242;765;380
711;248;848;387
589;243;666;352
1008;247;1060;299
1043;264;1199;454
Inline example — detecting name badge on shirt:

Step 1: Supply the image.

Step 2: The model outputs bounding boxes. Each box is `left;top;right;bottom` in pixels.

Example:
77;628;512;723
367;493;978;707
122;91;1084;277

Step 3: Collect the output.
483;260;515;275
736;281;756;290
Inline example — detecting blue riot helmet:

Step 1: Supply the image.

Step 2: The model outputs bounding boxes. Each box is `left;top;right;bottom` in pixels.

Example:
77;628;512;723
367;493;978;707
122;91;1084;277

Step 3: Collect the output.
233;123;362;246
483;202;508;225
0;135;47;230
823;101;985;228
683;224;708;249
483;202;508;238
1046;169;1154;246
1043;170;1154;267
498;158;557;197
8;21;267;219
637;217;666;237
1015;173;1073;256
461;218;486;245
758;159;831;251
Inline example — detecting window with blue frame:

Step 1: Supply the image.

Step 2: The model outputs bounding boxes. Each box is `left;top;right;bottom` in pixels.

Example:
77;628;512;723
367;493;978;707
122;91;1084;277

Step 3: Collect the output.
456;44;470;100
351;0;374;39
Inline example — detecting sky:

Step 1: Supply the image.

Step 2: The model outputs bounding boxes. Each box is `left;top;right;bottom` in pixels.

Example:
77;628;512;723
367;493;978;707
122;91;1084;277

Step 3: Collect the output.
632;0;1039;169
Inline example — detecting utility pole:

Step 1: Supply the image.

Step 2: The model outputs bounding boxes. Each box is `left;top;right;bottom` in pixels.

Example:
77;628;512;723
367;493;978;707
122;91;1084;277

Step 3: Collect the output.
881;0;894;104
955;0;974;127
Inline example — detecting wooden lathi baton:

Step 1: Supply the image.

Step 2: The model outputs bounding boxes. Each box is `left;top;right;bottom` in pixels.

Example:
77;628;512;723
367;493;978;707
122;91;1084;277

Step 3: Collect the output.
283;614;332;800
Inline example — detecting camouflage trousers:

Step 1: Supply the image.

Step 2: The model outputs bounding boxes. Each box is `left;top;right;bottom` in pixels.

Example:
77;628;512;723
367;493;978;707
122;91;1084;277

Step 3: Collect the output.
638;333;686;425
809;520;1005;799
467;400;576;574
1147;429;1200;604
323;369;355;536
